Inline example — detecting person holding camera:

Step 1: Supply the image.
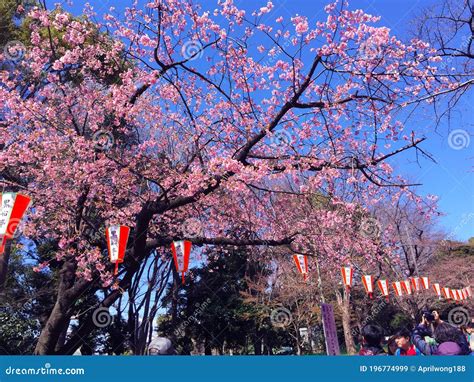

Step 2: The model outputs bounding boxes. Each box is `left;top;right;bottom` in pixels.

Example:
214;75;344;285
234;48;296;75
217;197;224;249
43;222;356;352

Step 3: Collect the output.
411;310;471;355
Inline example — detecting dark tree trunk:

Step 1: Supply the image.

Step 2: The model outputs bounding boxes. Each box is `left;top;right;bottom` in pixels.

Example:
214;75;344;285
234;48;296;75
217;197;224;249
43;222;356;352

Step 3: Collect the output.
253;328;262;355
204;339;212;355
34;260;90;354
0;239;12;292
34;298;71;354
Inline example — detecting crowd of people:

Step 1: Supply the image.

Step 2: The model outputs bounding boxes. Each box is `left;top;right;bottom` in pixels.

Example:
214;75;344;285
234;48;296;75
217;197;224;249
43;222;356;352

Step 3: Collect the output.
358;310;474;356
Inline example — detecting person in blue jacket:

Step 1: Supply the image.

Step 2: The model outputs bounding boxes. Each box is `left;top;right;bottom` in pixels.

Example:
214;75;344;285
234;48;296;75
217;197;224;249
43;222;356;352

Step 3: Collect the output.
393;328;422;356
412;311;470;355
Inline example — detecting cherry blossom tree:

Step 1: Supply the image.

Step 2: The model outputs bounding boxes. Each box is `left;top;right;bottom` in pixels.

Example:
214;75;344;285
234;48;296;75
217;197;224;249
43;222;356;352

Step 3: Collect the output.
0;0;453;354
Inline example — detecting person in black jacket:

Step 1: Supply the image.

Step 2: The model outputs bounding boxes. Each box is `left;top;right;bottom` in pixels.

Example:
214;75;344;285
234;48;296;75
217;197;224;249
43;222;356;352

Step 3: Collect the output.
412;311;470;355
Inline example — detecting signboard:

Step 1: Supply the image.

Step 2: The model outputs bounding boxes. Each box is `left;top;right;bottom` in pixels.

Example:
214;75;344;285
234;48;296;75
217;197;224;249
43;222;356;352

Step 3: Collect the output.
321;303;340;355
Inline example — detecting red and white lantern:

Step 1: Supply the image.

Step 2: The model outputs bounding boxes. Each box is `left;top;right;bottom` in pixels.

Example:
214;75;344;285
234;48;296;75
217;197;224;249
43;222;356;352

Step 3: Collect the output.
293;254;308;281
442;287;451;300
410;277;421;292
361;275;374;299
341;267;353;292
392;281;403;297
171;240;192;284
0;193;32;254
377;279;389;301
420;276;430;290
432;283;442;299
451;289;459;301
466;286;472;298
402;280;412;295
106;225;130;275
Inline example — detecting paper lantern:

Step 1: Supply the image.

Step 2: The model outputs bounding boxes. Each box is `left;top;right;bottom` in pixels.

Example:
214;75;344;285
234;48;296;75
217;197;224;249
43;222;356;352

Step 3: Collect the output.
420;276;430;290
451;289;459;301
361;275;374;299
377;279;389;301
432;283;442;299
466;286;472;298
0;193;31;254
106;225;130;275
442;287;451;300
293;255;308;281
392;281;403;297
171;240;192;284
341;267;353;291
410;277;421;292
402;280;412;295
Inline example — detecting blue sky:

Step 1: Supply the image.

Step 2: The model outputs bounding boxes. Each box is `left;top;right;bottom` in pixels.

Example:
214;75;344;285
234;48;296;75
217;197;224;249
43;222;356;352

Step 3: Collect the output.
63;0;473;241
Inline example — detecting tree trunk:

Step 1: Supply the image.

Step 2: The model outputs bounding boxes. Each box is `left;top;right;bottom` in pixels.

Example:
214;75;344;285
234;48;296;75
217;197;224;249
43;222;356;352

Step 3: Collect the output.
337;288;356;355
34;297;72;354
54;318;70;352
0;239;12;292
204;338;212;355
34;260;91;354
253;329;262;355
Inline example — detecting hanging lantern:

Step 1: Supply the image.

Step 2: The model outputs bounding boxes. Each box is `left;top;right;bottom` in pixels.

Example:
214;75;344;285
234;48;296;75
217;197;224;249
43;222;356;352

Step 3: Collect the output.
466;286;472;298
452;289;460;301
377;279;389;302
106;225;130;275
432;283;442;300
410;277;421;292
402;280;412;295
392;281;403;297
0;193;32;254
442;287;451;300
361;275;374;299
420;276;430;290
341;266;353;292
171;240;192;284
293;254;308;281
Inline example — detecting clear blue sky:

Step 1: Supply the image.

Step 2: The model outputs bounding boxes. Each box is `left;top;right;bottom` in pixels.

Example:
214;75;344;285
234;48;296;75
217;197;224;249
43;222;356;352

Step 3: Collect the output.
62;0;473;241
